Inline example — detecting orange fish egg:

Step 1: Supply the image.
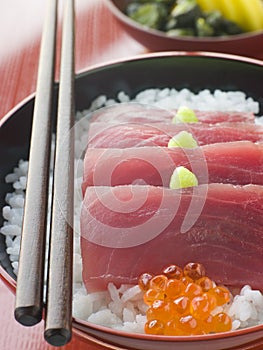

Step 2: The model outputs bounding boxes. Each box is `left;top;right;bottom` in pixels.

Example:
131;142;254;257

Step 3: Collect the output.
145;319;164;335
202;292;217;310
196;276;214;292
191;295;213;318
208;286;231;306
213;312;232;333
165;278;185;299
177;315;201;335
162;264;183;279
150;274;168;292
200;314;215;334
138;272;154;292
143;288;165;306
181;276;194;286
183;262;206;280
147;299;174;323
164;319;179;336
184;282;203;298
172;296;191;315
139;262;233;336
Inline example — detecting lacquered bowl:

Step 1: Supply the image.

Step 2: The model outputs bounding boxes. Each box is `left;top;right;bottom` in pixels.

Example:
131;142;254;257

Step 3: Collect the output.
106;0;263;59
1;52;263;350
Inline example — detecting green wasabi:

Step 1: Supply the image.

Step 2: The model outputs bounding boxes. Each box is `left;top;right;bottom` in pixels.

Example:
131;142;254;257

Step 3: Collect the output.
168;130;198;148
172;106;198;124
169;166;198;189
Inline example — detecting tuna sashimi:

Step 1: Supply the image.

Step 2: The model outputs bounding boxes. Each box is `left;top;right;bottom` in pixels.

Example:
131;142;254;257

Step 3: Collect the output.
82;141;263;193
87;122;263;149
80;184;263;292
89;103;255;124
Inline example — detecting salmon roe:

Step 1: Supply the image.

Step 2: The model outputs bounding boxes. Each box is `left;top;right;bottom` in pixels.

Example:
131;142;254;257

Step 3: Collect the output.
138;262;232;336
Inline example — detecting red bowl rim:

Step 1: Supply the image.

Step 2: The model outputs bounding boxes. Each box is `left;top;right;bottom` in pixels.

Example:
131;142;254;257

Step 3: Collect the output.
76;51;263;77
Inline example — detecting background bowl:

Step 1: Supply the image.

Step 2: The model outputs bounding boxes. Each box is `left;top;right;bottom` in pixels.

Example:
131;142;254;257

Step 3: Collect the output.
1;52;263;349
105;0;263;59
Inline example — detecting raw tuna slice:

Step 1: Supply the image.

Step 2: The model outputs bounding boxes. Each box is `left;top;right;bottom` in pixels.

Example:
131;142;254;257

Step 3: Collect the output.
87;122;263;149
80;184;263;292
89;103;255;124
82;141;263;193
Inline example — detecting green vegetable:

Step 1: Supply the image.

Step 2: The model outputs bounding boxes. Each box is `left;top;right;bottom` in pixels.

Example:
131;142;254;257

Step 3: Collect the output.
130;0;174;4
170;0;202;27
204;11;243;36
168;131;198;148
205;11;223;30
196;17;214;36
127;3;168;30
125;0;244;37
220;18;244;35
166;28;195;36
126;3;141;17
172;106;198;124
169;166;198;189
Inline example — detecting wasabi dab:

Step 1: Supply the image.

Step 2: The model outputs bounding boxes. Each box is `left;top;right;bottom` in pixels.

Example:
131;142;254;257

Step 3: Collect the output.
168;130;198;148
169;166;198;189
172;106;198;124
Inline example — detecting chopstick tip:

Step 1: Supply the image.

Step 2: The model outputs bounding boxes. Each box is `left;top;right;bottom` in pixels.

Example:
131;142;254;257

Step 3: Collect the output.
44;328;72;346
14;306;42;326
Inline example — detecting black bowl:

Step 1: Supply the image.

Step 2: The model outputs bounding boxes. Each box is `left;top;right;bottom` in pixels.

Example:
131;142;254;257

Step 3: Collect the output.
1;52;263;349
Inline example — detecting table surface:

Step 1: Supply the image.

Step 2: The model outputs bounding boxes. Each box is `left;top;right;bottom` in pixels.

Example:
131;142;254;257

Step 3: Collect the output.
0;1;262;349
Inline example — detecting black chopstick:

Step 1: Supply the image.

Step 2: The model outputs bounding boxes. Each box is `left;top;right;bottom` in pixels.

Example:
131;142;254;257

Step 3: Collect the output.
15;0;58;326
44;0;75;346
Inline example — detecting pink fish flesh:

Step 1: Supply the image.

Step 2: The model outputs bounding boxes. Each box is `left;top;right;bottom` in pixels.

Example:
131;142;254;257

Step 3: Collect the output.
80;184;263;292
87;122;263;149
82;141;263;193
89;103;255;124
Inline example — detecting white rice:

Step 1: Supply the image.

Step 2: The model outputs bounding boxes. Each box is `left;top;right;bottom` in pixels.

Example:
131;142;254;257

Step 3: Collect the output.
1;88;263;334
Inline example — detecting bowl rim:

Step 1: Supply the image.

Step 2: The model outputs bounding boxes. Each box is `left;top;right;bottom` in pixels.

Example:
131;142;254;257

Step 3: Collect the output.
1;50;263;344
0;93;36;128
73;314;263;342
105;0;263;43
80;50;263;75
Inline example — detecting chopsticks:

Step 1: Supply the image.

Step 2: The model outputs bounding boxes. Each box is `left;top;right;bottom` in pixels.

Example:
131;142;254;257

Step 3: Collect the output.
15;0;75;346
15;0;58;327
44;0;75;345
